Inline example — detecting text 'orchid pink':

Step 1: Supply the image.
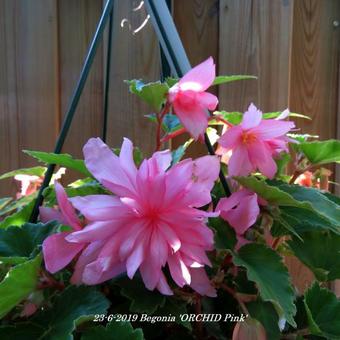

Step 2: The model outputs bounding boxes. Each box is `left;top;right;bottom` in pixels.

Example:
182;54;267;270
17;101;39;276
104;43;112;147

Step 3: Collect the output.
168;57;218;140
45;137;220;297
218;103;295;178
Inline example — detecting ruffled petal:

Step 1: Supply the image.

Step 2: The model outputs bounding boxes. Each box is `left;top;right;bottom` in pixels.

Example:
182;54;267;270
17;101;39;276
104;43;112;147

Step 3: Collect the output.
39;207;65;225
42;232;84;274
66;220;122;243
156;272;173;295
69;195;130;221
54;182;81;230
189;268;216;297
83;138;135;197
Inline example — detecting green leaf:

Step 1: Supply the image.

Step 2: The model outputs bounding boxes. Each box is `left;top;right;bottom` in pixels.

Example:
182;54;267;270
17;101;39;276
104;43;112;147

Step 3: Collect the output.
247;300;281;340
0;200;35;229
263;112;311;120
269;181;340;227
233;243;296;327
212;75;257;86
82;321;144;340
115;277;166;314
0;166;46;180
171;139;193;165
0;193;37;218
0;286;110;340
0;221;57;258
272;206;340;236
127;80;169;111
234;177;306;207
23;150;90;177
237;177;340;230
288;232;340;281
304;283;340;339
212;111;243;125
209;217;237;250
0;255;41;319
0;198;12;211
300;140;340;165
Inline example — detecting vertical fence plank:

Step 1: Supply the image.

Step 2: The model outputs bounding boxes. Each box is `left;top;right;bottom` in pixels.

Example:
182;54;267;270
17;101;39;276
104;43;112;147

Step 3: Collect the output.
219;0;293;112
172;0;220;157
289;0;340;295
106;0;160;156
289;0;340;139
58;0;104;163
0;0;59;196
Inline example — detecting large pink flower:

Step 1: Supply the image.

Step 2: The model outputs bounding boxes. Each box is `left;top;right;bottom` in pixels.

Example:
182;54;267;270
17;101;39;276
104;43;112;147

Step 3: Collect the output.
40;182;87;276
218;104;295;178
168;57;218;140
216;189;260;249
66;137;220;296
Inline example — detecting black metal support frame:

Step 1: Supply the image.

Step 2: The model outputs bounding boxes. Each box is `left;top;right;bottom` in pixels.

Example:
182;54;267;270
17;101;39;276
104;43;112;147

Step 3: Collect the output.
29;0;229;223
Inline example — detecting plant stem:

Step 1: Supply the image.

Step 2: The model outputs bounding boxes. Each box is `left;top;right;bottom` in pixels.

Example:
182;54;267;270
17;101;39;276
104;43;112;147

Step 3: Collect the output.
155;102;170;151
220;283;249;315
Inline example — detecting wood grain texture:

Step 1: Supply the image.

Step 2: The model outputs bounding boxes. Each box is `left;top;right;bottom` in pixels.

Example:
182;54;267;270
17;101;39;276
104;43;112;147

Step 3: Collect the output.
173;0;219;157
106;0;160;157
0;0;59;196
289;0;340;293
219;0;293;112
58;0;104;160
289;0;340;140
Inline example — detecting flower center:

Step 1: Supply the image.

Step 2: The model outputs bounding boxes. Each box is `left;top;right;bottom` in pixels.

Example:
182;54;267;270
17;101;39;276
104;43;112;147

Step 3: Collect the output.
241;132;257;145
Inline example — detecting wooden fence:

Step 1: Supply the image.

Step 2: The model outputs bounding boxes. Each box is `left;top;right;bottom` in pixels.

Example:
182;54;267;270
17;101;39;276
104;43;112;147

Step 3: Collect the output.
0;0;339;291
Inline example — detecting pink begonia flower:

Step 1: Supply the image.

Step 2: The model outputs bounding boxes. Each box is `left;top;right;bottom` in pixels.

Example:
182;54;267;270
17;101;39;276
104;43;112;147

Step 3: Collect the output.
168;57;218;140
65;137;220;296
216;189;260;249
40;182;87;277
218;104;295;179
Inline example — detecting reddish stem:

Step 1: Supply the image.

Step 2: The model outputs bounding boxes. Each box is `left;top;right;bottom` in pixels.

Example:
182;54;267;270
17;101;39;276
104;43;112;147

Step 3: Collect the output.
209;115;233;127
155;102;170;151
160;127;187;144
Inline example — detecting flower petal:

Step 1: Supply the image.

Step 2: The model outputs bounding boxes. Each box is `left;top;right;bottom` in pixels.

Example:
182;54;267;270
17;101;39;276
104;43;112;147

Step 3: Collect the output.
189;267;216;297
83;138;135;197
39;207;65;225
241;103;263;129
218;126;243;150
66;220;122;243
179;57;215;91
69;195;129;221
173;101;209;140
156;272;173;295
251;119;295;140
54;182;81;230
228;145;254;177
42;232;84;274
198;92;218;111
248;141;277;178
